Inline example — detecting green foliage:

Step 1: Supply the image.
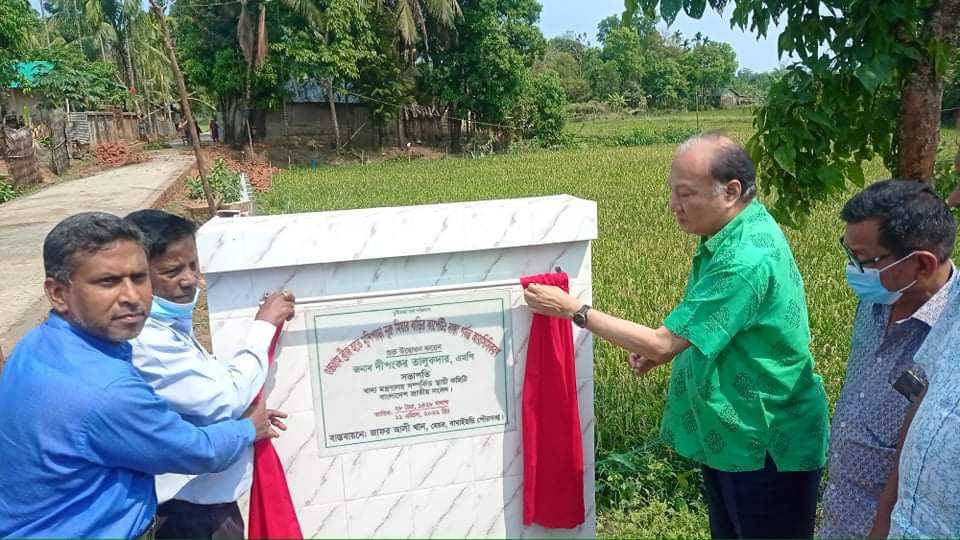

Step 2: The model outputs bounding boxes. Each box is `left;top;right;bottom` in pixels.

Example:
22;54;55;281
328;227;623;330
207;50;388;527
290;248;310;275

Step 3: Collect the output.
632;0;960;225
19;44;127;109
731;67;784;98
0;0;39;87
746;67;900;226
422;0;545;125
536;47;592;103
681;39;737;97
0;175;17;204
512;70;568;145
187;159;243;203
613;125;697;146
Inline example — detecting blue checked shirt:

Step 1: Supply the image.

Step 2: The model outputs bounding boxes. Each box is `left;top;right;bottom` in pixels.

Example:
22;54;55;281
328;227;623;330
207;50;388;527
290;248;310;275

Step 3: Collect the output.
819;267;956;538
891;274;960;538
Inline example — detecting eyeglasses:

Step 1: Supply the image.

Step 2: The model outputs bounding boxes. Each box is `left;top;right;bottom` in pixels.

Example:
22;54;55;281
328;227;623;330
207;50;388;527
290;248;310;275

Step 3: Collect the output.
839;237;891;273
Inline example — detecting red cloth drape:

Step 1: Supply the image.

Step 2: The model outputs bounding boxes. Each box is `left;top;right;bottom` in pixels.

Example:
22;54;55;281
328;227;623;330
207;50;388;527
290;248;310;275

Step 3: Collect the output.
247;325;304;540
519;272;585;529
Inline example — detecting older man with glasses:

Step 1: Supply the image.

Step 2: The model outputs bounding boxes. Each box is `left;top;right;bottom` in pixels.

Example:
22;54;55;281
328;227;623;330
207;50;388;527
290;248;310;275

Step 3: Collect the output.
818;180;958;538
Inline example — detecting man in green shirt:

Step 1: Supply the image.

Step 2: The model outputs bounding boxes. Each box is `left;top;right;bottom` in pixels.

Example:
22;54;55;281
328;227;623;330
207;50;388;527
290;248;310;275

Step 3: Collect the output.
525;133;829;539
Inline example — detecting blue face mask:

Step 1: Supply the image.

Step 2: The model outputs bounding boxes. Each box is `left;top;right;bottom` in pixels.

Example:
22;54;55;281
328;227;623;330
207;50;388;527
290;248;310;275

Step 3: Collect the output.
151;289;200;320
844;252;918;305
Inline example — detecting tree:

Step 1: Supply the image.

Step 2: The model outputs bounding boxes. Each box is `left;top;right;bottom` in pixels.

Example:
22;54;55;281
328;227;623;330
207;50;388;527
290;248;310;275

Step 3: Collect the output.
596;26;645;103
627;0;960;225
513;69;567;144
596;11;659;48
370;0;461;57
680;40;737;104
19;43;127;109
422;0;546;150
537;38;592;102
0;0;39;88
150;0;216;216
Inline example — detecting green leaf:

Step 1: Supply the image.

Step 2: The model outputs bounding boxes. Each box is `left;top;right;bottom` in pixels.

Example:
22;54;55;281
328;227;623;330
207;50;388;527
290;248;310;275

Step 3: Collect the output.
773;144;797;176
815;164;842;187
846;162;866;187
929;39;951;77
602;452;641;472
683;0;706;18
854;64;880;92
806;109;831;127
660;0;683;25
855;54;894;93
777;30;794;57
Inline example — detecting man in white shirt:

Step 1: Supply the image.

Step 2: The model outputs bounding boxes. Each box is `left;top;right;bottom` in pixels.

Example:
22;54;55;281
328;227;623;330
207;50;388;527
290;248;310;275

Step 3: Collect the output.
126;209;295;538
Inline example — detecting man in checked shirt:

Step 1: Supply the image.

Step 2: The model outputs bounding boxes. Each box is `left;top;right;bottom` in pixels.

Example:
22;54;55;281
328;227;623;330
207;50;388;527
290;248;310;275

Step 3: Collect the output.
819;180;957;538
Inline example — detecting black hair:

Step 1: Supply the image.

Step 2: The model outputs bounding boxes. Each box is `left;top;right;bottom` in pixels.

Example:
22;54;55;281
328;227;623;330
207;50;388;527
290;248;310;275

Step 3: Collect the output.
841;179;957;262
125;209;198;259
43;212;145;282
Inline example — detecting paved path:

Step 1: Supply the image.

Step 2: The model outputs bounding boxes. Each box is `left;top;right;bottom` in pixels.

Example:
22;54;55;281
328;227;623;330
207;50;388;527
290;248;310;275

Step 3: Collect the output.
0;152;194;356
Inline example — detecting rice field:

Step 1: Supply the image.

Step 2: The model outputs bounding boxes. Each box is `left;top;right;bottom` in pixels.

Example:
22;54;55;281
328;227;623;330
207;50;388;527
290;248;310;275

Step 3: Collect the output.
257;110;960;537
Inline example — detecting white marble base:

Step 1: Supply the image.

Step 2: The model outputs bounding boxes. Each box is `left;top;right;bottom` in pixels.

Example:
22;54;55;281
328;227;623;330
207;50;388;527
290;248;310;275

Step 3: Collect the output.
199;196;596;538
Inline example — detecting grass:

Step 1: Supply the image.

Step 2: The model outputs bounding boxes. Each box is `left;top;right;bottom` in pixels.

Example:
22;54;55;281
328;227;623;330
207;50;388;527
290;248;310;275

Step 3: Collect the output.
258;109;960;537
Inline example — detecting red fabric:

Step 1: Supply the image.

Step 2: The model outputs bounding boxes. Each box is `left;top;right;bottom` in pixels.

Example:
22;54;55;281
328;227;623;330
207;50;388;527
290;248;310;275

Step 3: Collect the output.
519;272;585;528
247;325;304;540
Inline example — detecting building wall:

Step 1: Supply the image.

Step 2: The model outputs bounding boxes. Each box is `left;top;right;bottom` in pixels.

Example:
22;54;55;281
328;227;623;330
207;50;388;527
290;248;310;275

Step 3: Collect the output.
265;103;449;148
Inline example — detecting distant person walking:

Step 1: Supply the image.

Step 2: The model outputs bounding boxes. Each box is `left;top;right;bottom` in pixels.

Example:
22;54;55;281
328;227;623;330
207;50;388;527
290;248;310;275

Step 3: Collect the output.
209;118;220;143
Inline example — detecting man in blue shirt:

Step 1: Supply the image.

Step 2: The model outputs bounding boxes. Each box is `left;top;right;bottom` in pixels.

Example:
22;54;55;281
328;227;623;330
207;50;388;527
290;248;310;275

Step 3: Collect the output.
0;212;277;538
819;180;957;538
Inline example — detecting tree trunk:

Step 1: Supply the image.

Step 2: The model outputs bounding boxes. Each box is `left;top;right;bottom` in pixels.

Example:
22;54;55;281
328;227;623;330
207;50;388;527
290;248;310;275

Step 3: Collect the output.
896;0;960;181
448;103;461;153
221;96;245;147
150;0;216;217
325;78;341;151
396;109;406;149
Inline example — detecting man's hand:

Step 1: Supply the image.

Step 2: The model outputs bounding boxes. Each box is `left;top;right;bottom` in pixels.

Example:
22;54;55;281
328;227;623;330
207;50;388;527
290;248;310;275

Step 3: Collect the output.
627;352;667;376
256;291;296;327
242;399;278;442
524;284;581;319
267;409;288;432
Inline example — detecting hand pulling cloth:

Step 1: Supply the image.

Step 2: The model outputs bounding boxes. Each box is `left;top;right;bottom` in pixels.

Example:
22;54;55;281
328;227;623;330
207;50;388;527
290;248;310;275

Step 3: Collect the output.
519;272;585;528
248;324;303;539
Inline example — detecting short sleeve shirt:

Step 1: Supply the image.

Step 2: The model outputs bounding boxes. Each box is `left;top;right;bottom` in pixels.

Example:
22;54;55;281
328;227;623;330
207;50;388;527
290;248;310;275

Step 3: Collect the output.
661;200;830;472
891;276;960;538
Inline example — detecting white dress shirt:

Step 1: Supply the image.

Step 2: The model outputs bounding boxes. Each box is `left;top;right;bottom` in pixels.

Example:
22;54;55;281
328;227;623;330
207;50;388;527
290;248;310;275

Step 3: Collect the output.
130;311;275;504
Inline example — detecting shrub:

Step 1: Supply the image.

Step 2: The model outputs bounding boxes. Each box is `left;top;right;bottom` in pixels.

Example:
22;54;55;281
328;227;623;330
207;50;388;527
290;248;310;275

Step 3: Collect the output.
513;70;569;146
0;176;17;204
187;158;243;203
612;126;697;147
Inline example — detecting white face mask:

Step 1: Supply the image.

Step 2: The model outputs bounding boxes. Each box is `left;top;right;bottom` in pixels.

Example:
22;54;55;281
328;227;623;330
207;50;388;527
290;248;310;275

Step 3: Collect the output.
844;251;918;305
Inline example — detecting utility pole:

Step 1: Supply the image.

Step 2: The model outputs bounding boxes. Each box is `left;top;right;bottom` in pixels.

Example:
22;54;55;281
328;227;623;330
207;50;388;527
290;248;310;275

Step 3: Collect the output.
149;0;217;217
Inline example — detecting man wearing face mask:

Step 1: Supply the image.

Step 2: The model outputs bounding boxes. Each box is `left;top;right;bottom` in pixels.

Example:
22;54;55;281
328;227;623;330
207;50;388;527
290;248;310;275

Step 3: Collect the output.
818;180;957;538
525;133;829;539
126;209;296;539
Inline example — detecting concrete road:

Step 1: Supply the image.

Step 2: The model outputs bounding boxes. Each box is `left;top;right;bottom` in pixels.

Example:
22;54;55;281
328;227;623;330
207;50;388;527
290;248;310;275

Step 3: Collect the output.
0;152;194;357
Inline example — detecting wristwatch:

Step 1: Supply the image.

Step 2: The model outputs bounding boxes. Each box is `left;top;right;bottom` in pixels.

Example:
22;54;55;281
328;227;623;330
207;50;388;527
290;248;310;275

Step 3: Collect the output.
572;304;591;328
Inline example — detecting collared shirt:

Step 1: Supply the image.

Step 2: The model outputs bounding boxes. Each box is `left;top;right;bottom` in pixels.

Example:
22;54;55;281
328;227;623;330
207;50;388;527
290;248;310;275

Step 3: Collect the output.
131;311;275;505
0;313;255;539
819;266;956;539
891;275;960;538
661;200;830;472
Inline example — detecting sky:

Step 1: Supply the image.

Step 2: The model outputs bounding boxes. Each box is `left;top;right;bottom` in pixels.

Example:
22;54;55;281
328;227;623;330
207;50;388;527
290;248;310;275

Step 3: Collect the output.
537;0;788;73
28;0;788;73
